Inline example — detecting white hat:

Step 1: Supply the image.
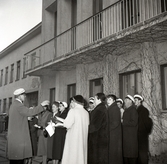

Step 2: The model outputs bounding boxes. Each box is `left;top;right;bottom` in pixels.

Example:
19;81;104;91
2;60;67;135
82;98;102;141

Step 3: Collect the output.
125;95;135;103
116;98;123;104
62;102;68;108
13;88;25;96
134;94;144;101
89;97;94;103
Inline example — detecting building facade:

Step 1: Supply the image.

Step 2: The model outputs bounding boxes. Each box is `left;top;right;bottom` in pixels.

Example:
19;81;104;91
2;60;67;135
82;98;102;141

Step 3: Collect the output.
0;24;41;114
1;0;167;156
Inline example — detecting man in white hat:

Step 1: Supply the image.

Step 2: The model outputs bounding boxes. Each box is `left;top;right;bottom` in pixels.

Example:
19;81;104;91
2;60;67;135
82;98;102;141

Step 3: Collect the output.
7;88;50;164
122;95;138;164
134;94;153;164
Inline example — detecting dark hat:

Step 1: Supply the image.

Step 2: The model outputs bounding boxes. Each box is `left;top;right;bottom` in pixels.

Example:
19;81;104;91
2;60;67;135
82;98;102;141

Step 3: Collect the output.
73;95;84;105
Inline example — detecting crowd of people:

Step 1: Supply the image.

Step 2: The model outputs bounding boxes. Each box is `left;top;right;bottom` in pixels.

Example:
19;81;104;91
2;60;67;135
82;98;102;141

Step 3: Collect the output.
7;88;153;164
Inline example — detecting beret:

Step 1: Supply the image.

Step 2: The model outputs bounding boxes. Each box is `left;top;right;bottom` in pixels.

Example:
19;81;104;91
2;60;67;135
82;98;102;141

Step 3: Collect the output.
13;88;25;96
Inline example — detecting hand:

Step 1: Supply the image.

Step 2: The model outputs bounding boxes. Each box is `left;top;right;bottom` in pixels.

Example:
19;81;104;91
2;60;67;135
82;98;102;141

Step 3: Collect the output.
41;100;50;107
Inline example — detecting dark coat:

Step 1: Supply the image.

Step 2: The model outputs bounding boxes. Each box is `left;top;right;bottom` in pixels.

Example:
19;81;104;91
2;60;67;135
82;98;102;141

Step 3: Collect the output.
52;109;68;160
122;105;138;158
88;102;108;164
28;117;38;156
108;102;123;164
46;113;58;159
137;105;152;164
7;100;44;160
37;110;52;156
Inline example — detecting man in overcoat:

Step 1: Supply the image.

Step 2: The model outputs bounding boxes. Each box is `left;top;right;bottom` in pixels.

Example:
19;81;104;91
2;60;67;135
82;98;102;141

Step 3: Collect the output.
107;94;123;164
134;94;153;164
7;88;49;164
122;95;138;164
88;92;108;164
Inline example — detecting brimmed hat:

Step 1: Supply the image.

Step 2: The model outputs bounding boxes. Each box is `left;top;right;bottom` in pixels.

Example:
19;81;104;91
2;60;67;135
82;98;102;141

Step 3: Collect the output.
61;102;68;108
73;95;84;105
134;94;144;101
125;95;135;103
89;97;94;103
13;88;25;96
116;98;123;104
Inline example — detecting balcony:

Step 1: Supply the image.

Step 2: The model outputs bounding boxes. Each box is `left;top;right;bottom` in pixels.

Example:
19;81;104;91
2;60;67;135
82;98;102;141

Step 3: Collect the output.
25;0;167;76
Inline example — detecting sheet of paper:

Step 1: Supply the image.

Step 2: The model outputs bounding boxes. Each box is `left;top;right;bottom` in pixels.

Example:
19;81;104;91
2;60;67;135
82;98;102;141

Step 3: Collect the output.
45;124;55;137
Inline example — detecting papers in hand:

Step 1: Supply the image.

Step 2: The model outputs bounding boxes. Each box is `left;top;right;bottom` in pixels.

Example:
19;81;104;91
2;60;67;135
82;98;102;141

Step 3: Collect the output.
45;121;56;137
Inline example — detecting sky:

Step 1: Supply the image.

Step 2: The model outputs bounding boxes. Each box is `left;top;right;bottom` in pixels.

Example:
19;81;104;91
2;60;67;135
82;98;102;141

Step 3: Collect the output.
0;0;42;52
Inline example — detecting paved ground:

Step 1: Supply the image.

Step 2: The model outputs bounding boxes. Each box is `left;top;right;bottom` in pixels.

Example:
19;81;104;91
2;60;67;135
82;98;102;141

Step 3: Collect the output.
0;131;167;164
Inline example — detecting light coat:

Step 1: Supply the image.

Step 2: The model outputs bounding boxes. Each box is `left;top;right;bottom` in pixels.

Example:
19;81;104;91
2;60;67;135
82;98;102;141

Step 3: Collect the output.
61;105;89;164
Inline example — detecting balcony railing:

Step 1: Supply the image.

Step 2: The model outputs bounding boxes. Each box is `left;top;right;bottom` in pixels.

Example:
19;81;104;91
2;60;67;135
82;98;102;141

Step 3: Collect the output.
25;0;167;72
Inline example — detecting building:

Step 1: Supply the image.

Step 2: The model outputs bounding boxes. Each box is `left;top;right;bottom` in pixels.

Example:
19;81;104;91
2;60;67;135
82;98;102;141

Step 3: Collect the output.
0;23;41;112
0;0;167;156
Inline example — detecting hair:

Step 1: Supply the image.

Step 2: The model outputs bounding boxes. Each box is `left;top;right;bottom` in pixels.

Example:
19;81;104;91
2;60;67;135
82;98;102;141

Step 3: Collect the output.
96;93;106;103
106;94;117;101
52;101;59;108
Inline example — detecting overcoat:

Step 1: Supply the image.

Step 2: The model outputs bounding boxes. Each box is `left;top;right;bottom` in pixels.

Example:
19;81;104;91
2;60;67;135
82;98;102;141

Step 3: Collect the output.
61;105;89;164
37;110;52;156
122;104;138;158
108;102;123;164
7;100;44;160
46;112;58;159
28;117;38;156
88;102;108;164
52;109;68;160
137;105;152;164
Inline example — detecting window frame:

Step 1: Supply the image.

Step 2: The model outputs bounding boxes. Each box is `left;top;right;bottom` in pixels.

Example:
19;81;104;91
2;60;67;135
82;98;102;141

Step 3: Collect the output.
67;83;76;103
16;60;21;81
89;78;103;97
161;64;167;110
119;69;141;99
10;64;14;83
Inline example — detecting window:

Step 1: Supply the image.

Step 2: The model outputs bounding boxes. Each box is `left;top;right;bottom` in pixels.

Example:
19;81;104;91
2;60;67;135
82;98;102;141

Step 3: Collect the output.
0;100;1;112
9;97;12;109
50;88;55;105
16;60;21;80
67;84;76;103
3;99;6;113
119;70;141;99
161;64;167;110
0;69;3;86
5;67;8;85
31;53;36;69
10;64;14;83
71;0;77;50
90;78;103;97
23;58;27;78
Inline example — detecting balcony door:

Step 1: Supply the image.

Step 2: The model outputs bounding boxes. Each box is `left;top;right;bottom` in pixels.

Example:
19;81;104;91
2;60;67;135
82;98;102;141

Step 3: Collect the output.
121;0;140;29
93;0;103;41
